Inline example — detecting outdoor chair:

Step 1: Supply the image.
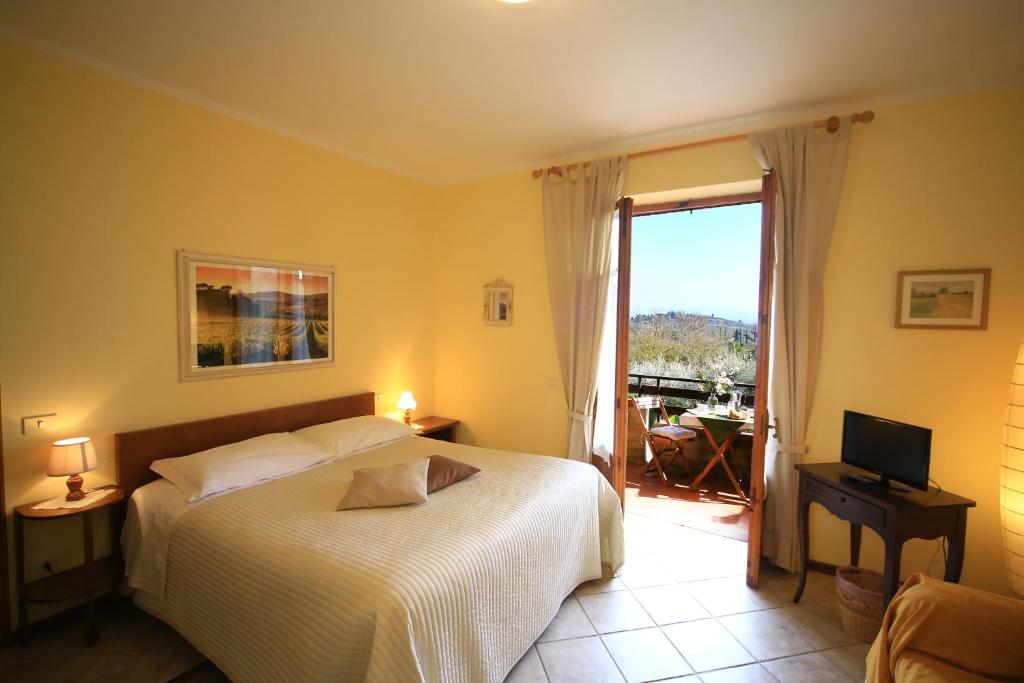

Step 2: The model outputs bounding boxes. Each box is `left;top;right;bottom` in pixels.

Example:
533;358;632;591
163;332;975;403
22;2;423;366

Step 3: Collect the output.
629;396;697;484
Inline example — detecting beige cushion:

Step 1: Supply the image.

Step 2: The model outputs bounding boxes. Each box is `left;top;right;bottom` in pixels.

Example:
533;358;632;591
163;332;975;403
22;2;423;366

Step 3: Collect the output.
336;458;429;510
649;425;696;443
426;455;480;493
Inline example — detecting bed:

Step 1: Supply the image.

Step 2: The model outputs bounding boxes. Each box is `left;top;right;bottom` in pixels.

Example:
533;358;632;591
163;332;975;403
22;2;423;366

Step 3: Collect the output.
115;393;624;682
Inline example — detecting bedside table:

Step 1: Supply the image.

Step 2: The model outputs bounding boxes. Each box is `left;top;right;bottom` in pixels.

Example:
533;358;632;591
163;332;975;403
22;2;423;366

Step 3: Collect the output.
413;416;460;442
15;485;125;645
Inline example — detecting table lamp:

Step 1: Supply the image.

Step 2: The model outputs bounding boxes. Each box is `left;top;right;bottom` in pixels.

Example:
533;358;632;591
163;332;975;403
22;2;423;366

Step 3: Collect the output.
397;391;417;425
1003;340;1024;595
48;437;98;501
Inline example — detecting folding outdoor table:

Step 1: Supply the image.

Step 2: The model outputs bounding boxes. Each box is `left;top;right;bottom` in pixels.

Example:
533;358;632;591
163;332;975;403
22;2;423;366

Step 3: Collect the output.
688;412;753;505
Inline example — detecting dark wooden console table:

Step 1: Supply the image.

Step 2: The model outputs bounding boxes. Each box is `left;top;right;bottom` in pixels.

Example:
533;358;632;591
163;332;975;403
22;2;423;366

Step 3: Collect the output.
793;462;976;608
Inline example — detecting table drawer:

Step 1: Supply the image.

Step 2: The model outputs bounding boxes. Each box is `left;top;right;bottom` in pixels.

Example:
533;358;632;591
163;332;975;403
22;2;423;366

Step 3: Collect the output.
805;478;885;528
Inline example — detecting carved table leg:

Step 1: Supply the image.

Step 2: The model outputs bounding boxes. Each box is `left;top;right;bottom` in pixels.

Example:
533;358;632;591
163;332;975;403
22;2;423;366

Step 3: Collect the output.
882;537;903;608
945;509;967;583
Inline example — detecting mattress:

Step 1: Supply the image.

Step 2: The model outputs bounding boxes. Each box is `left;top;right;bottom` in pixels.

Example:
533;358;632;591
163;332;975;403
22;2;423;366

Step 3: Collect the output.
125;435;624;682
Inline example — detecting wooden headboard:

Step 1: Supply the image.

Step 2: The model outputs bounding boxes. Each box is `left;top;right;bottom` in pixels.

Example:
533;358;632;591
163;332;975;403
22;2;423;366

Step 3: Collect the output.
115;392;376;496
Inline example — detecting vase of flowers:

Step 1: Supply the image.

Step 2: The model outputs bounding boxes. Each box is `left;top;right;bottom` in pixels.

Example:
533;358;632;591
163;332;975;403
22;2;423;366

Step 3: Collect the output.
702;364;740;411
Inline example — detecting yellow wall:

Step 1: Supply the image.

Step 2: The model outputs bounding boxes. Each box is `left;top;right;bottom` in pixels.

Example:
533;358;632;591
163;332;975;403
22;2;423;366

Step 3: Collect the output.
433;138;760;454
3;33;1022;614
0;38;437;583
805;87;1024;595
434;88;1024;596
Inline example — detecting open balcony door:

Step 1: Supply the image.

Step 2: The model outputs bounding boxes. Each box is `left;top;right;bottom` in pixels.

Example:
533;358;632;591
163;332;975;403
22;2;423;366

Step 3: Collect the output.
610;188;775;589
746;171;777;588
610;197;633;507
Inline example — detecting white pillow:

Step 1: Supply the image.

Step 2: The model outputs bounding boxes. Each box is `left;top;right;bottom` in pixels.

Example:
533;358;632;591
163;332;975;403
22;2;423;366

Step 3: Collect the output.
292;415;414;459
150;432;332;502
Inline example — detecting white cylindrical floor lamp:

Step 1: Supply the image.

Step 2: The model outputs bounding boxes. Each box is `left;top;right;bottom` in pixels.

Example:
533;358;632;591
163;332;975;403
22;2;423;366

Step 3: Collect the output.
1003;341;1024;595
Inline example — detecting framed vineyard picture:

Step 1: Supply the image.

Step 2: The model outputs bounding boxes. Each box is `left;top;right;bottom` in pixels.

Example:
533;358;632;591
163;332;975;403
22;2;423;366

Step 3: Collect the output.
895;268;990;330
177;251;335;381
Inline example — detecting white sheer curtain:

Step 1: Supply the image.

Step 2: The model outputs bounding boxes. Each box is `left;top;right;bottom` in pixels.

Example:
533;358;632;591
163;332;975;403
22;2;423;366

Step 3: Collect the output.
750;122;851;570
542;157;628;462
592;210;620;464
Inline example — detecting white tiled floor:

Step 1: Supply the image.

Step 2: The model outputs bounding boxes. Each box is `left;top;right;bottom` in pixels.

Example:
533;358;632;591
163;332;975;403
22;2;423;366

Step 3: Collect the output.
507;513;869;683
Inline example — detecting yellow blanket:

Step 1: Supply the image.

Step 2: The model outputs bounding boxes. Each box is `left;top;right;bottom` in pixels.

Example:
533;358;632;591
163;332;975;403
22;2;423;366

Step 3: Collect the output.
867;573;1024;682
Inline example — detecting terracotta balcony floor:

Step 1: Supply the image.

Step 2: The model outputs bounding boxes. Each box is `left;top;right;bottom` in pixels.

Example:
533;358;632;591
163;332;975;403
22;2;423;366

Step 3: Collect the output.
625;460;751;542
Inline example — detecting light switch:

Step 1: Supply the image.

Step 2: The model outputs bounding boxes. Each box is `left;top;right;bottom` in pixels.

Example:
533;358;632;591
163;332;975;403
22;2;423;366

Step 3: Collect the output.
20;413;57;435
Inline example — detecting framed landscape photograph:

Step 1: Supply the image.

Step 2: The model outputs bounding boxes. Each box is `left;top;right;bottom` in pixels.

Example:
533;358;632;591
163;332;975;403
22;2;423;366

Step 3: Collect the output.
178;251;334;380
895;268;990;330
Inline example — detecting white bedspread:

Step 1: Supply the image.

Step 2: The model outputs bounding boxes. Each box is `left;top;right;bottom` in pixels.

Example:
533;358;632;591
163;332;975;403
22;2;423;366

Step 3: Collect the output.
130;436;624;682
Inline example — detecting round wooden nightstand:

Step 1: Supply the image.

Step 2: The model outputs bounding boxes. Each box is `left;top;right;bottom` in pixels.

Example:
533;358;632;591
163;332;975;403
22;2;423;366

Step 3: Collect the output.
412;416;460;442
14;485;125;645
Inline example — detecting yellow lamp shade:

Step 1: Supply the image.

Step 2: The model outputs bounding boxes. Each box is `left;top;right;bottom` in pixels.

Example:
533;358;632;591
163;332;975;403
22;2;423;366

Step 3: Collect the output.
397;391;417;412
1003;341;1024;595
48;437;98;477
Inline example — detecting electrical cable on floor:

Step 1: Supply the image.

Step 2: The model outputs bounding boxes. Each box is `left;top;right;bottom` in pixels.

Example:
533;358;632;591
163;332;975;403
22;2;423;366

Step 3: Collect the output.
923;476;947;578
921;476;949;579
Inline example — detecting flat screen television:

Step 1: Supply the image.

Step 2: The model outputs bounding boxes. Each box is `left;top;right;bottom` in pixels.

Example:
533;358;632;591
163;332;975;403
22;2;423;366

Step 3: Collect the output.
840;410;932;491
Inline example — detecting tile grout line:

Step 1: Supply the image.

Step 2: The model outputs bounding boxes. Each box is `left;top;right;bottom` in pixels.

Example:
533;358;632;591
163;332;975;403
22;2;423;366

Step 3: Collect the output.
548;516;859;682
617;522;766;679
714;605;815;663
573;593;631;683
593;549;711;680
620;560;718;678
621;550;842;678
532;643;552;683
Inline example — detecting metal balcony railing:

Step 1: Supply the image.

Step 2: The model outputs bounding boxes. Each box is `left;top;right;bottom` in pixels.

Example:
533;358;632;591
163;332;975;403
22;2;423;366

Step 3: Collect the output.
627;372;756;409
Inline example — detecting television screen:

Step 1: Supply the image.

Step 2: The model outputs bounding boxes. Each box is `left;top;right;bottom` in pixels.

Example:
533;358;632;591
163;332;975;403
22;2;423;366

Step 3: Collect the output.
840;411;931;491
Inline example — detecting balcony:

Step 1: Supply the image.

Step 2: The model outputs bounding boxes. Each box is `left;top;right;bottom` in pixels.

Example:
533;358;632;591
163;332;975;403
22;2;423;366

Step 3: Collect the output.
625;372;755;541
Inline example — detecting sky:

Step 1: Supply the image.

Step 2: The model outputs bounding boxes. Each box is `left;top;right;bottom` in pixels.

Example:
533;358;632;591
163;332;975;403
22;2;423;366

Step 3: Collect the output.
630;203;761;323
195;265;330;295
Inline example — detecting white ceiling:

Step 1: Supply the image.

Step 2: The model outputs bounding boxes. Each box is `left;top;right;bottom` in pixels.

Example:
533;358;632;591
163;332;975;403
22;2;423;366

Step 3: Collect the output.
2;0;1022;185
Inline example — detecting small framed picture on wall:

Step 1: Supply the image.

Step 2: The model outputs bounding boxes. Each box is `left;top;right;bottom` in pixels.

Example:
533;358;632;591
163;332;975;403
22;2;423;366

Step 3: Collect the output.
895;268;991;330
482;279;513;326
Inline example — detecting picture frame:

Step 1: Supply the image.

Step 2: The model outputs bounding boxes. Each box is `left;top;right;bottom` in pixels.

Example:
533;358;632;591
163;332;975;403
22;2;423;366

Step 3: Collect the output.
895;268;990;330
483;279;513;326
177;250;335;381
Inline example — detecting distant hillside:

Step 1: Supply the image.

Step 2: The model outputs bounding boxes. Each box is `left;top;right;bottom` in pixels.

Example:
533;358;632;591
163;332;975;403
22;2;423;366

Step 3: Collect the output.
196;287;328;319
631;311;755;340
629;310;757;383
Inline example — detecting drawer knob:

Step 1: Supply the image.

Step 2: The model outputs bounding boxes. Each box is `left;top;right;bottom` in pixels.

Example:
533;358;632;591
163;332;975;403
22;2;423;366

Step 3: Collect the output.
840;496;847;503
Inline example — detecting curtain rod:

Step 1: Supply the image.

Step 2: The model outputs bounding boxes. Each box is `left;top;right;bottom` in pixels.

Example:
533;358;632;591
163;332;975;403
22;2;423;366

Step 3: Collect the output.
531;110;875;178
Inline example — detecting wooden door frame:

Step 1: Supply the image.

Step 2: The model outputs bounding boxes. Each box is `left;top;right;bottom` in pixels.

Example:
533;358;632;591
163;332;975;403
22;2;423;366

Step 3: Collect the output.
746;170;776;588
611;197;633;507
611;187;775;588
0;385;9;645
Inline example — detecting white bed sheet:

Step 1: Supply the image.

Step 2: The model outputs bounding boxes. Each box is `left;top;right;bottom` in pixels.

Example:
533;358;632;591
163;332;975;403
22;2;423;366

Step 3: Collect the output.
125;435;624;682
122;478;190;596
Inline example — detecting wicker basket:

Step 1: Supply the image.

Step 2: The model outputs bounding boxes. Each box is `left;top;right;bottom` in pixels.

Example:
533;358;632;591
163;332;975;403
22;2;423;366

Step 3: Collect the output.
835;566;884;642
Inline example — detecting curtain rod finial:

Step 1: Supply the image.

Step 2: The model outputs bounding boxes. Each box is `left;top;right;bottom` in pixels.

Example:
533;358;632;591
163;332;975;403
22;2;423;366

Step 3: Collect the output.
853;110;875;124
